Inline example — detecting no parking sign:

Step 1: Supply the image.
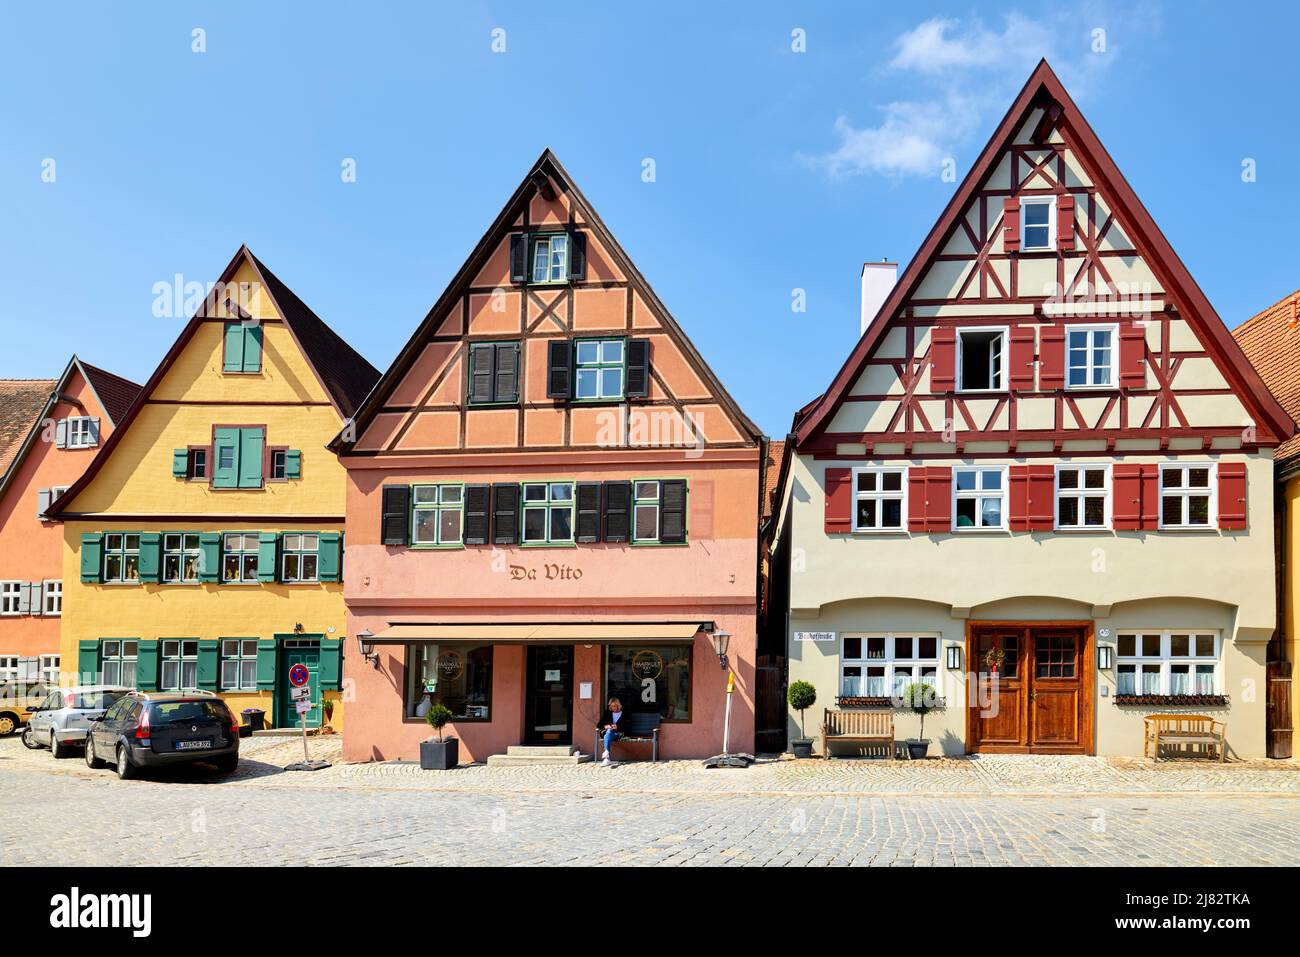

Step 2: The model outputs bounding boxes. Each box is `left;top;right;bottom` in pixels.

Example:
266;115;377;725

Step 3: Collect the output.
289;663;310;687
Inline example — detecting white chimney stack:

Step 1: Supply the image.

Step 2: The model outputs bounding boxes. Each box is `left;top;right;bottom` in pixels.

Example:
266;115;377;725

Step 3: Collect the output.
861;260;897;335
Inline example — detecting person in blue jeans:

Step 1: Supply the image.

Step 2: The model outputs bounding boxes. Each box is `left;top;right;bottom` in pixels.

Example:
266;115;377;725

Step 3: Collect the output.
597;697;624;767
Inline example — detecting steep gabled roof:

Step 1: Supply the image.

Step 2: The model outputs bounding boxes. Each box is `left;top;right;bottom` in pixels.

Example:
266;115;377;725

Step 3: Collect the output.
79;361;142;425
1233;289;1300;466
333;149;761;450
793;59;1294;448
0;379;57;479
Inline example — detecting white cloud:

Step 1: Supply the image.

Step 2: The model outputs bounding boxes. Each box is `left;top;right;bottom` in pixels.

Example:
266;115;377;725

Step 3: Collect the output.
890;15;1052;75
818;94;978;179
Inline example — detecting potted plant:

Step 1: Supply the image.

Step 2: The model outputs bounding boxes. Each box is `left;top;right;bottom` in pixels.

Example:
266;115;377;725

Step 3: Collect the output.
419;703;459;770
787;680;817;758
900;681;938;759
319;697;336;733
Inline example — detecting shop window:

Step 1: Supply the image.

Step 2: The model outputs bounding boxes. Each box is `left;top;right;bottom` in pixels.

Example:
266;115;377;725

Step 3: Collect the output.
406;643;493;721
605;644;692;722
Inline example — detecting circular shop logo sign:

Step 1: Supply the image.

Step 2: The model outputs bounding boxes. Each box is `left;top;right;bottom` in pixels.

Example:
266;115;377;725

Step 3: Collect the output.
436;650;464;681
631;650;663;681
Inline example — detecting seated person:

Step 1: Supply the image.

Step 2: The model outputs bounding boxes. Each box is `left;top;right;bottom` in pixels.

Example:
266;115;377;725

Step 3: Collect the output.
596;696;625;767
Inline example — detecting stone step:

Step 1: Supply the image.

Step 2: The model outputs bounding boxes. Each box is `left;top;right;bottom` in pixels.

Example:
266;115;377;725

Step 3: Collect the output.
504;745;581;757
485;750;593;767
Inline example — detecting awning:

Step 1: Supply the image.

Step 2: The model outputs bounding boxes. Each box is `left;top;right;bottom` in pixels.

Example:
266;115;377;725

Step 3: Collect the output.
367;622;708;645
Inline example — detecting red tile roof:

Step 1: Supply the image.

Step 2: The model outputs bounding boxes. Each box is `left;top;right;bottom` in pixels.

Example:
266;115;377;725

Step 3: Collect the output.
762;439;786;521
0;379;56;479
1232;290;1300;465
80;361;142;425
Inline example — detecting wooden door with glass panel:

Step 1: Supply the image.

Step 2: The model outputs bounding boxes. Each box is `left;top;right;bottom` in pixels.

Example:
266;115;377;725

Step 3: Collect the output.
969;626;1027;750
1028;627;1087;751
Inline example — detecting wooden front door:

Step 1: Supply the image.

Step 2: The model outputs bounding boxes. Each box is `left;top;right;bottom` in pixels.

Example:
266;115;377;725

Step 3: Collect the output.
967;623;1092;754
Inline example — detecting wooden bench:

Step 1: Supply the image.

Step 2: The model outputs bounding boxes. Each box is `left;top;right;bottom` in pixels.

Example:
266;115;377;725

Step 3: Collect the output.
820;708;894;760
595;712;661;762
1143;713;1226;762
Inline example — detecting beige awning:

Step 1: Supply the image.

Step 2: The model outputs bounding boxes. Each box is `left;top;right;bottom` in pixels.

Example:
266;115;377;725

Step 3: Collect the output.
367;622;706;645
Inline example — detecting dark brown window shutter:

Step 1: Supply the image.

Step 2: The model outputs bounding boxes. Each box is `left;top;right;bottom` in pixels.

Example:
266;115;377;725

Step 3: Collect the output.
381;485;410;546
626;339;651;398
509;233;528;283
494;342;519;403
464;485;490;545
568;231;587;281
492;484;520;544
660;479;688;543
547;339;572;399
602;480;631;542
575;482;602;542
469;343;494;404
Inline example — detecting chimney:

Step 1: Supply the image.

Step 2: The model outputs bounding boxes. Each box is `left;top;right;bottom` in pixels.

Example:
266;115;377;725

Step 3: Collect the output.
861;260;897;335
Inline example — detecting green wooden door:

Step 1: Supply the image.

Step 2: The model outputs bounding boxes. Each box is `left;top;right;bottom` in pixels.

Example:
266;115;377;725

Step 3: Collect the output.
276;641;322;728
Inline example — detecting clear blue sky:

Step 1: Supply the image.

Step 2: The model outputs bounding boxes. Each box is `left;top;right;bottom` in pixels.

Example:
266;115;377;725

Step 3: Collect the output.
2;2;1296;436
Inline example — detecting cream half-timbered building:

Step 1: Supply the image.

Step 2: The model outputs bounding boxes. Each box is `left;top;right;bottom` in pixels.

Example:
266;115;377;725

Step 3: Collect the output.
772;61;1293;758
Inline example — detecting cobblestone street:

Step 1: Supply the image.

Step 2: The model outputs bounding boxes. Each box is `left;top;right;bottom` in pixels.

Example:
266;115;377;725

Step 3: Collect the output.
3;737;1299;866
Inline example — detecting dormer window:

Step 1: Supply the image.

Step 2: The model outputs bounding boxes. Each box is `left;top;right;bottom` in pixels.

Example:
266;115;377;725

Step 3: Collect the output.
957;328;1005;391
1020;197;1055;251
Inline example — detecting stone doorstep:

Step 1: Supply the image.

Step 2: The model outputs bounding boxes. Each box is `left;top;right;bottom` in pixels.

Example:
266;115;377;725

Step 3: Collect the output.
485;745;594;767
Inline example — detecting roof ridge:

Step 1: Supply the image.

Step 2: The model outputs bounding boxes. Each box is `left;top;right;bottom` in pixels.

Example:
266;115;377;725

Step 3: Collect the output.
1235;288;1300;333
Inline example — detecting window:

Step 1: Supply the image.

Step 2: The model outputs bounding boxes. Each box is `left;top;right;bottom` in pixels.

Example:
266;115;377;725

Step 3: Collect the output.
222;533;260;583
100;640;139;687
281;534;321;582
187;448;208;480
1067;325;1116;388
412;485;464;546
1020;197;1055;251
853;467;906;531
222;321;263;373
270;449;287;480
212;427;264;489
64;417;99;449
605;644;691;721
40;654;59;688
573;339;625;400
522;482;574;544
162;533;201;584
467;342;520;405
220;639;259;691
1116;632;1220;696
1056;465;1109;529
0;656;17;684
633;481;661;542
530;233;569;283
953;467;1006;530
160;639;199;691
103;533;141;583
406;643;493;720
0;582;20;615
840;634;940;699
956;329;1005;391
38;486;69;519
1159;464;1215;529
42;580;62;616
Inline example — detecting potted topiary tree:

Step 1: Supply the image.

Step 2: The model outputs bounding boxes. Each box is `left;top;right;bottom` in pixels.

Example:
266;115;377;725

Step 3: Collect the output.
900;681;938;759
787;680;817;758
419;703;459;770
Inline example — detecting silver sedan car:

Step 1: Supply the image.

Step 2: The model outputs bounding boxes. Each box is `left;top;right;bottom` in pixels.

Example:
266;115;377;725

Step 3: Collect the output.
21;686;133;757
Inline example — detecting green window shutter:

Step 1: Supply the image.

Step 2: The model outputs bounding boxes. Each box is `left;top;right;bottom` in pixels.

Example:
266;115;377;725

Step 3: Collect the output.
138;532;162;583
136;639;160;691
223;322;245;372
196;639;219;690
255;639;278;689
198;532;222;582
80;533;104;583
213;428;239;488
257;532;279;582
243;325;263;373
172;449;189;478
319;638;343;690
318;531;343;582
77;640;101;683
285;449;302;479
238;428;264;488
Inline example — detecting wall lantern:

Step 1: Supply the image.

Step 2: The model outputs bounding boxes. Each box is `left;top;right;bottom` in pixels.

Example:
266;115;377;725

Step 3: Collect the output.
708;628;731;670
945;645;962;670
1098;645;1113;671
357;629;379;669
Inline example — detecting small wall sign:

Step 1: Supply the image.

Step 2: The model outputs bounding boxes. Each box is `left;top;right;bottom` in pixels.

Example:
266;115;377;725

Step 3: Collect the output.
794;631;837;643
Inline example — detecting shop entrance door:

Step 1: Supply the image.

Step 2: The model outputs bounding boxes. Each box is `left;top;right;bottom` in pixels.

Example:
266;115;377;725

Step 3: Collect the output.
524;645;573;745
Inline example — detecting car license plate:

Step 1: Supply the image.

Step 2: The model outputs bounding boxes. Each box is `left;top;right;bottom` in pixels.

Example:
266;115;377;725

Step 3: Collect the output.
175;740;211;750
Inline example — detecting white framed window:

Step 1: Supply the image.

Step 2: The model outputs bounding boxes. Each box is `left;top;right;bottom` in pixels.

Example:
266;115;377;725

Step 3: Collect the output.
103;533;142;583
840;634;940;699
1159;464;1215;529
0;655;18;684
412;484;464;546
222;533;260;583
281;533;321;582
1116;631;1220;696
100;640;138;687
1055;465;1110;530
64;417;99;449
956;327;1006;391
42;580;62;616
160;639;199;690
633;481;661;542
220;639;259;691
573;339;625;401
522;482;575;544
0;581;21;616
162;533;201;584
953;467;1006;530
1066;324;1117;389
40;654;60;687
852;467;907;531
1020;196;1056;251
531;233;568;283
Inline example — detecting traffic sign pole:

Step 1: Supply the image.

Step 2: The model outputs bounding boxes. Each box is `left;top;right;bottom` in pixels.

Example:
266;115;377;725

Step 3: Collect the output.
284;662;330;772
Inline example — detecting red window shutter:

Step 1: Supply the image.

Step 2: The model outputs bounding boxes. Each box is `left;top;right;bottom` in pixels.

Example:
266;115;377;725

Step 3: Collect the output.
1218;462;1247;530
1057;195;1075;250
824;468;852;534
1039;325;1066;391
925;466;952;531
1008;327;1036;391
1139;464;1160;530
1027;465;1056;530
929;328;956;393
1119;322;1146;389
1112;464;1143;530
1002;197;1020;253
907;467;929;532
1009;465;1031;532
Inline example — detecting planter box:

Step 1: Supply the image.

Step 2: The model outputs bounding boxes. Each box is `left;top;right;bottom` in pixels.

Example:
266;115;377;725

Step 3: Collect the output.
791;739;814;759
419;737;459;770
906;739;930;760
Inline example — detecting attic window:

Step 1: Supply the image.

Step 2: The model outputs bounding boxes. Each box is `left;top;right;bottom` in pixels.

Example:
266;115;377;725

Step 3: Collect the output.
1020;197;1055;251
531;234;568;283
957;329;1005;391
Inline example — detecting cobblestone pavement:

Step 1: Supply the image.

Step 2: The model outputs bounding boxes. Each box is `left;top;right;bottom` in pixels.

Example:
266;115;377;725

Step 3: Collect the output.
3;736;1299;865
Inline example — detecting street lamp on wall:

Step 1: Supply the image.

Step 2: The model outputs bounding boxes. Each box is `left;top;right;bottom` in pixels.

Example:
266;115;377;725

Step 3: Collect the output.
708;628;731;670
1098;645;1113;671
946;645;962;670
357;630;379;669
